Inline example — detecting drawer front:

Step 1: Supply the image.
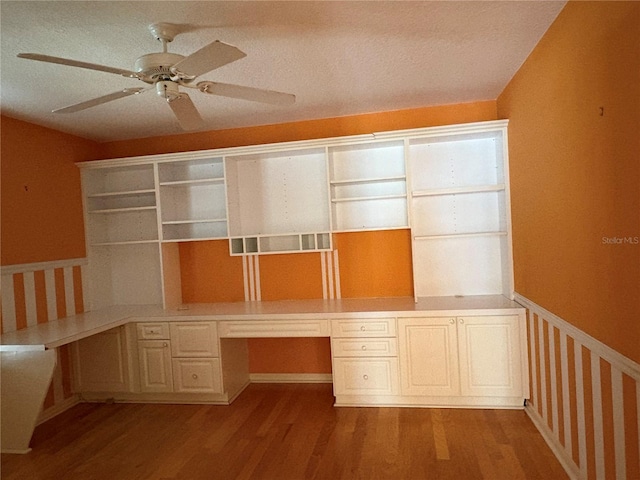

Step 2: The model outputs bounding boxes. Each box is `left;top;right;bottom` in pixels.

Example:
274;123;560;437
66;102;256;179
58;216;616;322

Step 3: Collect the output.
172;358;222;393
218;320;330;338
169;322;219;357
136;322;170;340
332;357;399;396
331;318;396;338
331;338;397;357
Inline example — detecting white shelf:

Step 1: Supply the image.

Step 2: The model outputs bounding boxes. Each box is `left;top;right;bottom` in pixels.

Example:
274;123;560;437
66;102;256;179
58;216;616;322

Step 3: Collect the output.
90;240;159;247
229;232;332;256
412;184;505;197
330;175;406;186
332;194;407;204
162;218;226;225
88;189;156;198
89;206;157;214
159;178;224;187
413;231;508;241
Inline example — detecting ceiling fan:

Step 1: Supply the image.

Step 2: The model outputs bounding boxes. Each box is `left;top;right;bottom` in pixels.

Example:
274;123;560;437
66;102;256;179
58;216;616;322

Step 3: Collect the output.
17;23;296;130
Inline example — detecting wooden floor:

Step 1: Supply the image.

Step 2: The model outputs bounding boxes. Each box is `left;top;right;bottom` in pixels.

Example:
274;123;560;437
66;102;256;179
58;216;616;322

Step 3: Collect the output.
2;384;567;480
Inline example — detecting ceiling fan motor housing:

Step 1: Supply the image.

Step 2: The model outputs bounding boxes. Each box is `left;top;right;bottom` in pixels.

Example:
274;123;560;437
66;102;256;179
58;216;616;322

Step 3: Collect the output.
135;53;185;82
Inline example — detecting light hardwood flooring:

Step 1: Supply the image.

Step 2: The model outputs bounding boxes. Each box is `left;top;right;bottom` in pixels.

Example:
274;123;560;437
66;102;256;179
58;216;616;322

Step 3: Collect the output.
2;384;568;479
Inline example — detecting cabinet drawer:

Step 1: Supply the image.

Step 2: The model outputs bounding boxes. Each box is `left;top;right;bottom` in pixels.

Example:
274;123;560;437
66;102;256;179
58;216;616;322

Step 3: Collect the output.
332;357;399;396
218;319;330;338
169;322;218;357
331;338;397;357
331;318;396;338
136;322;170;340
172;358;222;393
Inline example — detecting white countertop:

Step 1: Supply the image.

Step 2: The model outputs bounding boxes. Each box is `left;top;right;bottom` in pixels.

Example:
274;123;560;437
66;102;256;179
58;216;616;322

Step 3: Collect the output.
1;295;524;351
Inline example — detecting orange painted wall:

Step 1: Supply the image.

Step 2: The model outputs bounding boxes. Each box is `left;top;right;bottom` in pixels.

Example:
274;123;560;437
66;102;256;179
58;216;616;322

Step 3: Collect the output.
97;101;497;159
334;230;413;298
179;240;245;303
1;115;100;265
497;2;639;363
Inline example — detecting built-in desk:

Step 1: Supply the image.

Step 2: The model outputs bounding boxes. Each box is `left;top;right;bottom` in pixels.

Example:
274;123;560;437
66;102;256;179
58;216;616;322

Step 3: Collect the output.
1;296;527;453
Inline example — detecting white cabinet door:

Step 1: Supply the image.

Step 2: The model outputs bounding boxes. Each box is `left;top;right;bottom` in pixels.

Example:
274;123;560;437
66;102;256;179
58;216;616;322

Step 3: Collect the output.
169;322;218;357
73;326;131;392
398;317;460;396
457;315;522;397
138;340;173;393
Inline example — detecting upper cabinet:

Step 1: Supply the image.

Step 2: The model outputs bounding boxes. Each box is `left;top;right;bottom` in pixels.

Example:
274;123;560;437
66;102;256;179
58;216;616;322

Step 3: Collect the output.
407;126;513;299
83;164;158;246
328;140;408;232
158;157;228;242
225;147;331;255
78;120;514;307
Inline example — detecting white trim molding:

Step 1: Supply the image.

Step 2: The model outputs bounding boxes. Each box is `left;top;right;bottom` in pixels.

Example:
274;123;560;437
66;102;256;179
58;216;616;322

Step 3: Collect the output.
515;293;640;480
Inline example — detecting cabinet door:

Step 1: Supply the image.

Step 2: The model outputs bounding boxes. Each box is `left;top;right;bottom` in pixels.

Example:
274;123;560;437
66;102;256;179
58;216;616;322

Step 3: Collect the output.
73;326;131;392
457;316;522;397
398;317;459;396
138;340;173;393
170;322;218;357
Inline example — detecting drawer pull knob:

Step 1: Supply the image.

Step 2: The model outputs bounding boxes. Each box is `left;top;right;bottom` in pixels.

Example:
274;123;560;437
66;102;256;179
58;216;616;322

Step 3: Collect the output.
449;319;455;324
360;326;366;331
192;374;198;379
361;345;367;350
163;342;168;348
459;319;465;324
363;374;369;380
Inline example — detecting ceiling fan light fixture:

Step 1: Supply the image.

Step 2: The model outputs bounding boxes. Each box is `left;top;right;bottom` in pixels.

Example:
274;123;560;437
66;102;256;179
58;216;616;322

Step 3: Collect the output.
156;80;180;100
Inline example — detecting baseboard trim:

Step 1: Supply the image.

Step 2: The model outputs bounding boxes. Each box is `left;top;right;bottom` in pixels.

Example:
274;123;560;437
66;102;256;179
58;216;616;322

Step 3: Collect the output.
525;404;581;480
249;373;333;384
37;394;81;425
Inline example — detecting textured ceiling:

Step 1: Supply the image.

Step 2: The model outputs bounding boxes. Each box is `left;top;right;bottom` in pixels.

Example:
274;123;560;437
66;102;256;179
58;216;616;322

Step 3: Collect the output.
1;1;566;142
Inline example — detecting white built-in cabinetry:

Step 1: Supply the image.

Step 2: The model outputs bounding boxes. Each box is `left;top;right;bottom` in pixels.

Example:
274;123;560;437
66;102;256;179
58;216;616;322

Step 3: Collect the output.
72;326;132;393
158;158;228;242
328;140;408;232
78;120;514;309
331;318;399;398
398;315;524;401
408;131;511;298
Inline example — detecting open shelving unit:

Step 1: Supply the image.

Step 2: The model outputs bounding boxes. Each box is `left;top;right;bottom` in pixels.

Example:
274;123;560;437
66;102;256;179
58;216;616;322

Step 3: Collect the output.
408;128;512;299
77;120;514;308
158;158;228;242
225;147;332;255
328;140;408;232
81;163;163;309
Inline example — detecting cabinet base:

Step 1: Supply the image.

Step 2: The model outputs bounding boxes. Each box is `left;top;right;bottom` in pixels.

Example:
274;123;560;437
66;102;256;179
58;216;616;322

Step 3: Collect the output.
79;380;250;405
334;394;526;409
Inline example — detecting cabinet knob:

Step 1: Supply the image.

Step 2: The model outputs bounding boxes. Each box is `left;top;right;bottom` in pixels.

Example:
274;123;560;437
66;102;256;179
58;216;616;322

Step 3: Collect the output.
459;318;465;324
192;374;198;379
363;374;369;380
361;345;367;351
449;318;455;324
163;342;168;347
360;326;366;331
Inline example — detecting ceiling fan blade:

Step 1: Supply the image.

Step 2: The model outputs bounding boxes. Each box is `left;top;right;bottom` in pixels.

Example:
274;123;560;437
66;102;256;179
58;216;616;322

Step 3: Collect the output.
18;53;140;78
197;81;295;106
52;88;147;113
167;93;204;130
171;41;246;78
